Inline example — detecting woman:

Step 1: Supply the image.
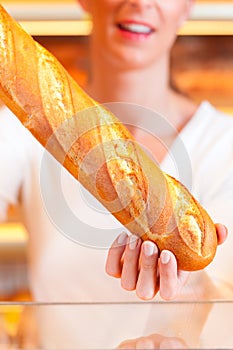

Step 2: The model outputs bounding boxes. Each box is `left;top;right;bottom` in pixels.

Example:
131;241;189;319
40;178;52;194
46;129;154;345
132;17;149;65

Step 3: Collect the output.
0;0;232;348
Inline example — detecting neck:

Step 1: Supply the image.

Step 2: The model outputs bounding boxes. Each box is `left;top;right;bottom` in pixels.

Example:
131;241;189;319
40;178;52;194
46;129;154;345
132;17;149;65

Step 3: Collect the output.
85;46;197;139
84;45;198;163
87;51;171;117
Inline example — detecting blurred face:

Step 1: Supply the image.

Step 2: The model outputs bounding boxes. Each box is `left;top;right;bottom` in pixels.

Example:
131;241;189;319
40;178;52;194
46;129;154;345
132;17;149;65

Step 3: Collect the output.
79;0;193;69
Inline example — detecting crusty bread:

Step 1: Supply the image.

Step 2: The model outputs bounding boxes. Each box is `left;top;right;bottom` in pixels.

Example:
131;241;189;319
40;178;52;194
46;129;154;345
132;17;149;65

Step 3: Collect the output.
0;5;217;270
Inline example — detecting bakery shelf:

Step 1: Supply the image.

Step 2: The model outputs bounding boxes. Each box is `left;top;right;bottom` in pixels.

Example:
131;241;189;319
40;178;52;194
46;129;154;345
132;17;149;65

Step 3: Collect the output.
1;1;233;36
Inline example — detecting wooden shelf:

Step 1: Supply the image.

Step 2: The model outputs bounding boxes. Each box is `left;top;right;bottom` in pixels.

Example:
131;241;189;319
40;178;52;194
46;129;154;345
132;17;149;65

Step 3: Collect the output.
1;1;233;36
0;223;27;245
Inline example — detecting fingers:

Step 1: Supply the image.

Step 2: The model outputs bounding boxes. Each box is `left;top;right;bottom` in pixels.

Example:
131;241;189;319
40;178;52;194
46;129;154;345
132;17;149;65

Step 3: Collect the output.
215;223;228;245
117;334;161;349
160;337;187;349
159;250;190;300
117;334;187;349
136;241;159;300
121;235;142;291
105;232;128;277
106;234;190;301
159;250;178;300
106;234;159;299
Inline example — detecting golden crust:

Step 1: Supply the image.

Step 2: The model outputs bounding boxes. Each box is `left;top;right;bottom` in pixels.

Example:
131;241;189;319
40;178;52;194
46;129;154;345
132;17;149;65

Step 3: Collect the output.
0;5;217;271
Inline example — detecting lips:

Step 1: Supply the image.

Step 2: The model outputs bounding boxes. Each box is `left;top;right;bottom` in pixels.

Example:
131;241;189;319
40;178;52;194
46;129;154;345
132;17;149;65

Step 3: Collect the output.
118;22;154;35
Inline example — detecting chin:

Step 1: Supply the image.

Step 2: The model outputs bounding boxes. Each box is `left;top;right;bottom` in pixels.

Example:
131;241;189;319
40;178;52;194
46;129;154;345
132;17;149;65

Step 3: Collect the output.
110;47;155;71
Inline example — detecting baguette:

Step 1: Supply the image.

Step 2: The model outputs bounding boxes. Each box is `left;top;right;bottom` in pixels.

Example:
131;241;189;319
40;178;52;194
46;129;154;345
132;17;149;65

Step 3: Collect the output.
0;5;217;271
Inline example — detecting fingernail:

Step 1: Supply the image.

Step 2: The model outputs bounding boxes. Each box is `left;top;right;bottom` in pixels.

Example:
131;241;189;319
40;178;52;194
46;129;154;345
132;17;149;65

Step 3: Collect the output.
136;339;154;349
161;250;170;264
143;241;156;256
117;232;128;245
160;338;185;349
129;235;138;250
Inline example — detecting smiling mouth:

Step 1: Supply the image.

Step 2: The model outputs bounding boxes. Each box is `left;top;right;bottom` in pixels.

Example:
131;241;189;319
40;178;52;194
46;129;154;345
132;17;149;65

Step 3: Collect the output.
117;23;154;35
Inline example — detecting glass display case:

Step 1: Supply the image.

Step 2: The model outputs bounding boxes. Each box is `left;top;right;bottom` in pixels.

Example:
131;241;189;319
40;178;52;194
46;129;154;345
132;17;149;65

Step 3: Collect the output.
0;301;233;349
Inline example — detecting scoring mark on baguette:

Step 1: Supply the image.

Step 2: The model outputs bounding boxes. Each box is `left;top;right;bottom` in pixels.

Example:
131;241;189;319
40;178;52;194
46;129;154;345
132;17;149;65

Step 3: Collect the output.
165;174;204;256
0;11;8;57
36;43;75;130
98;111;151;235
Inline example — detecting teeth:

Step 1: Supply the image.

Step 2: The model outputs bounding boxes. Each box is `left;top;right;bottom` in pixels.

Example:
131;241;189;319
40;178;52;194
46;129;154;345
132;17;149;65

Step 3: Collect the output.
119;23;153;34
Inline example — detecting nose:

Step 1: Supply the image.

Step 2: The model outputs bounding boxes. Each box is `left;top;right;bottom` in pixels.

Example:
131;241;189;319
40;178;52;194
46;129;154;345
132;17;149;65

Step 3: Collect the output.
128;0;154;8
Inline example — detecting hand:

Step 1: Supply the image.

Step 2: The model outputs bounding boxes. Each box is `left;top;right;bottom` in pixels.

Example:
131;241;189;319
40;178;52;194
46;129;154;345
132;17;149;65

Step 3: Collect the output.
105;224;228;301
117;333;188;349
106;232;189;300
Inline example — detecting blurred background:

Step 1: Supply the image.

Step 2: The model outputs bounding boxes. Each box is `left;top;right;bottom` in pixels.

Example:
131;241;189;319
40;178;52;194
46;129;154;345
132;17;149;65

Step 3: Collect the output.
0;0;233;302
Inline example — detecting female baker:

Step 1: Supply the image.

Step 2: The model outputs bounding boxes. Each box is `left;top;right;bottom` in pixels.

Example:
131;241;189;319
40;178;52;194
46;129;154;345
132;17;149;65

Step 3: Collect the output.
0;0;232;348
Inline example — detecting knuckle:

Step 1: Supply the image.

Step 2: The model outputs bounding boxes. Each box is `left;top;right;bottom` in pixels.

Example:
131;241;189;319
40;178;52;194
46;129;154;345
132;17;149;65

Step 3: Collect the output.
123;251;138;264
141;260;155;272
